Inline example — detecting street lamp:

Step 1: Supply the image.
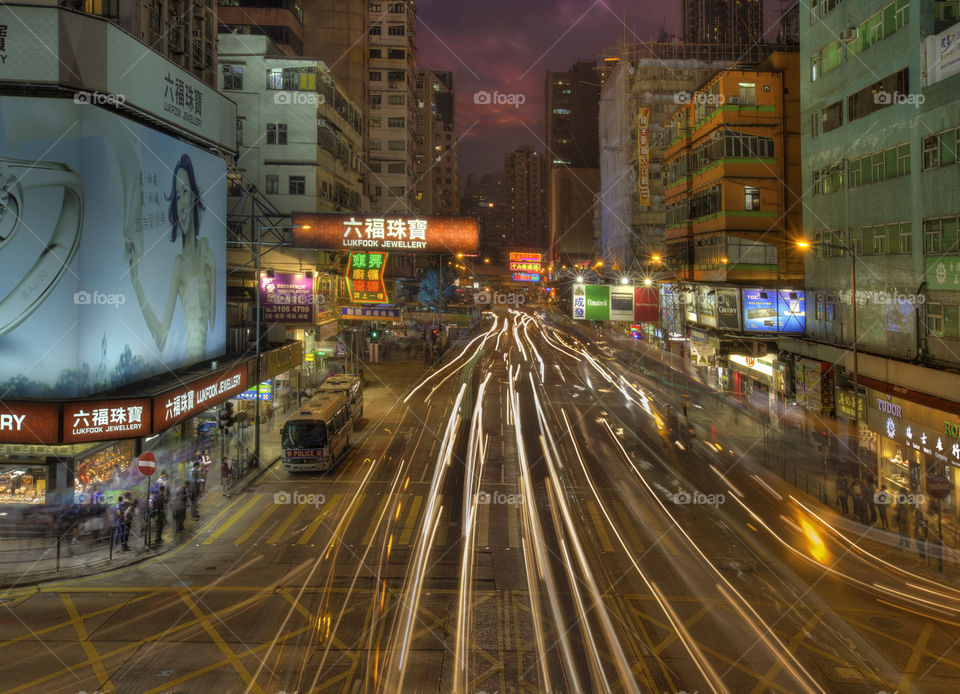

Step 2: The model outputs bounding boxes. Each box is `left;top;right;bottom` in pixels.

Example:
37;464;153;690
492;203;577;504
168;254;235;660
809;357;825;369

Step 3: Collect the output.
252;222;310;470
798;238;861;493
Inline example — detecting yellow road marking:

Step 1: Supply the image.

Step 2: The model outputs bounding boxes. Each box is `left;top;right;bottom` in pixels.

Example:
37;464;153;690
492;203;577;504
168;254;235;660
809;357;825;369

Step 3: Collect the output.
362;494;391;545
750;611;821;694
613;501;645;553
585;499;614;552
399;495;423;545
234;502;280;545
898;620;935;693
180;592;265;694
266;503;310;545
202;494;261;545
296;494;342;544
61;593;115;693
507;498;520;548
478;499;490;547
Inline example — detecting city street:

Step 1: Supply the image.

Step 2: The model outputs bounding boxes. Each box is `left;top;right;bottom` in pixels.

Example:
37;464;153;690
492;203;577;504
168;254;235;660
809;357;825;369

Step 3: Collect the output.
2;310;960;693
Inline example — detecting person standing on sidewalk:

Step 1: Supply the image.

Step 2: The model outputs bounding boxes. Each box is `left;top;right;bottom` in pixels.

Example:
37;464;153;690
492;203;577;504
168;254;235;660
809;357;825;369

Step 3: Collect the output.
172;482;188;533
895;501;910;550
220;458;231;491
119;498;137;551
851;480;865;523
836;476;849;516
875;485;891;530
915;508;929;559
188;462;201;518
150;482;167;543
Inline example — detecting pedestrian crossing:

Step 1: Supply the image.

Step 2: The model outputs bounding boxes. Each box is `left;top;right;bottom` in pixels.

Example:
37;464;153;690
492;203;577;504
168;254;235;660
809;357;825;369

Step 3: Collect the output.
197;492;658;555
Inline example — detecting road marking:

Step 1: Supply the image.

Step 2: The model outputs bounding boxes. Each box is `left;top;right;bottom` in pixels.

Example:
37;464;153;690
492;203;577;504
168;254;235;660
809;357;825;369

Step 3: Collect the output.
399;495;423;546
181;592;265;694
362;494;391;545
434;496;449;547
266;503;310;545
296;493;342;544
585;499;614;553
202;494;261;545
61;593;115;693
506;498;519;548
898;620;934;693
612;501;645;553
478;499;490;547
234;502;280;545
750;610;821;694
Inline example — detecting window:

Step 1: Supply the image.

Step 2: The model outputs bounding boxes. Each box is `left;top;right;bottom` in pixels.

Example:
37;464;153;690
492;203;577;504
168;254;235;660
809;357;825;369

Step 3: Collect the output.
553;108;571;115
265;174;279;194
923;135;940;169
369;116;381;128
896;143;910;176
369;48;382;58
369;3;381;11
369;162;382;173
288;176;305;195
370;94;381;109
387;70;405;83
815;294;824;320
825;295;839;321
899;222;912;253
388;2;405;11
927;302;944;337
387;117;405;128
369;71;382;81
266;123;287;145
388;185;405;196
744;186;760;210
848;157;862;187
388;48;405;59
871;152;885;181
387;94;405;105
873;227;889;254
850;228;864;254
369;24;381;35
387;139;405;150
848;68;909;122
222;64;243;90
924;219;943;253
387;24;405;36
387;162;405;173
737;82;756;105
821;101;843;133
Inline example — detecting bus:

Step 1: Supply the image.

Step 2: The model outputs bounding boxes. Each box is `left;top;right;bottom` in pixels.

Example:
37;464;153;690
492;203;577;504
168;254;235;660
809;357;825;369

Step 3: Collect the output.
280;392;352;472
316;374;363;425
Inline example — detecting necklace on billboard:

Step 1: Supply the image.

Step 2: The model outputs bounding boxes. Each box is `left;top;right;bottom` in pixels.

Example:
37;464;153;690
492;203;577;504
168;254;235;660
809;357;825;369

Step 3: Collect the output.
0;159;84;337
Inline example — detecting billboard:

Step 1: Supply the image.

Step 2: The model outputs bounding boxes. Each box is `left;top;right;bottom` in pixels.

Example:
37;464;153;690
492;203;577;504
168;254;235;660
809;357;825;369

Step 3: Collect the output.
0;96;227;398
742;288;805;333
696;287;717;328
346;251;389;303
925;22;960;86
585;285;610;320
261;273;314;324
638;107;650;206
633;286;659;323
572;284;586;319
609;286;634;322
292;213;479;255
512;272;541;282
509;252;542;274
716;288;741;330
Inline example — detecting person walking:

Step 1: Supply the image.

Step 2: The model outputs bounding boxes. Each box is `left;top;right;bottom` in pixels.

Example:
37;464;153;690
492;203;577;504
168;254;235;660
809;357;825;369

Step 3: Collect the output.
836;476;849;516
875;485;891;530
852;480;866;523
895;500;910;550
119;498;137;551
113;492;132;547
188;462;201;519
172;482;188;533
866;477;878;524
915;508;929;560
150;482;167;544
221;458;231;491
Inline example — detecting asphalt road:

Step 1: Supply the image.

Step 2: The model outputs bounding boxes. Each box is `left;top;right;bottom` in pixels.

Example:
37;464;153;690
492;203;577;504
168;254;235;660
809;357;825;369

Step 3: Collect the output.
2;309;959;693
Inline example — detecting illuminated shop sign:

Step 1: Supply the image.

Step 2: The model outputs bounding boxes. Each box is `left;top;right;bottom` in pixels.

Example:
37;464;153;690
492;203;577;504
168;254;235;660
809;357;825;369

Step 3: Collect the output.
346;251;389;303
63;399;151;443
260;273;314;324
293;214;479;255
0;401;59;445
152;365;247;430
742;289;805;333
512;272;540;282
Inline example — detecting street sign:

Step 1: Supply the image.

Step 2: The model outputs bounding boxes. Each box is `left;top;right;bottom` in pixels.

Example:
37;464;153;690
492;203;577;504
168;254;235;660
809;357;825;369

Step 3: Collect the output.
137;451;156;476
927;474;952;499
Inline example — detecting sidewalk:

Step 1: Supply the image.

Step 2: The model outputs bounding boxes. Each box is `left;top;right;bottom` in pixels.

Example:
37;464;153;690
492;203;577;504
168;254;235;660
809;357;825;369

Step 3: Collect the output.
0;352;428;589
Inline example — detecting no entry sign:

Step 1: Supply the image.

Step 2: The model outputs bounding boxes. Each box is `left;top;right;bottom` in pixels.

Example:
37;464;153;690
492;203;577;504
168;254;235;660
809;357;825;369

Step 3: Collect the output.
137;451;156;476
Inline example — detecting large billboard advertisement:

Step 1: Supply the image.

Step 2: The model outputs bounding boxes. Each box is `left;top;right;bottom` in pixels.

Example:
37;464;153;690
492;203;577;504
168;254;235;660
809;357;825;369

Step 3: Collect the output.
633;286;659;323
637;107;650;207
716;288;741;330
260;272;314;323
742;288;805;333
609;286;634;322
292;213;480;255
585;285;611;320
0;96;226;398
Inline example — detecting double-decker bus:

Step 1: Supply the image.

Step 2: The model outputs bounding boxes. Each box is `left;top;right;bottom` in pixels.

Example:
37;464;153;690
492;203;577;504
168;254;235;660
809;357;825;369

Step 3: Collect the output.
280;393;352;472
316;374;363;425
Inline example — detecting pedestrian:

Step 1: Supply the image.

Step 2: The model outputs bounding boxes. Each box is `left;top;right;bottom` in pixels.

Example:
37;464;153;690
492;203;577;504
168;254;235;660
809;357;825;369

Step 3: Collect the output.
113;492;132;546
852;480;865;523
120;498;137;551
221;458;231;490
200;449;211;493
150;482;167;543
188;462;201;518
866;476;878;524
895;501;910;550
915;508;929;560
172;482;188;533
875;485;891;530
836;476;849;515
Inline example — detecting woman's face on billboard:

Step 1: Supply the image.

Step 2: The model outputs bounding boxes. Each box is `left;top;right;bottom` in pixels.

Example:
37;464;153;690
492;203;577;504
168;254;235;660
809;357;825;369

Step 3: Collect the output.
175;168;192;235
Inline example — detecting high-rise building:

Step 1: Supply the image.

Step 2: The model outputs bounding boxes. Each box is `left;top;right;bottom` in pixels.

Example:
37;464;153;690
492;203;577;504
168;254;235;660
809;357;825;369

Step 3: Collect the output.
366;1;418;213
302;0;369;107
545;61;601;269
218;0;304;57
682;0;763;46
73;0;218;86
462;173;508;253
414;71;459;215
504;145;547;251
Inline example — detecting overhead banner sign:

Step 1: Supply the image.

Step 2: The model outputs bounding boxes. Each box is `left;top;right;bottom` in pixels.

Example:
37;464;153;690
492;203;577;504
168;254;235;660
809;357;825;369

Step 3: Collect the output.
63;399;151;444
260;273;314;324
0;401;60;445
340;307;401;320
508;252;542;274
0;5;60;83
637;107;651;207
152;365;247;431
346;251;389;303
292;213;480;255
236;380;274;401
512;272;540;282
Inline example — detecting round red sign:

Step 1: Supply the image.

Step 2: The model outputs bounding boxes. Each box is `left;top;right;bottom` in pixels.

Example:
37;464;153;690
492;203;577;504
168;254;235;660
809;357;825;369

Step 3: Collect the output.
137;451;156;476
927;474;952;500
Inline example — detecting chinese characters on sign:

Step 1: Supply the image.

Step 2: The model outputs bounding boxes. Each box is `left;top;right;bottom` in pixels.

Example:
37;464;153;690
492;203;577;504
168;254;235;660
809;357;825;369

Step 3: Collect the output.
572;285;586;320
346;251;389;303
0;402;59;445
63;401;151;443
260;273;314;324
340;307;401;320
292;214;480;255
162;72;203;127
512;272;540;282
152;366;247;429
638;107;650;207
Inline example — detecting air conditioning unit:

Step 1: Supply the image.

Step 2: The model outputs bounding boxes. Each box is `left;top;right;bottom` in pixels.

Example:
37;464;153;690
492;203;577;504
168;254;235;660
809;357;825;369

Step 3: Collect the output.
728;96;740;105
320;191;328;199
838;28;857;42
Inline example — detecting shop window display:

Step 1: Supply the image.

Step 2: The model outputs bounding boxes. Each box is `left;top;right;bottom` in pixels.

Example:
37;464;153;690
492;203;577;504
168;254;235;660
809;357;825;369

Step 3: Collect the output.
74;440;136;504
0;465;46;504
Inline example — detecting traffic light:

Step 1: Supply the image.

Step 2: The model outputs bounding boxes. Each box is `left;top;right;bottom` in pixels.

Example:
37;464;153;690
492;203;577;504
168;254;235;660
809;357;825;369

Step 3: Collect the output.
432;329;439;338
369;328;380;341
220;401;235;428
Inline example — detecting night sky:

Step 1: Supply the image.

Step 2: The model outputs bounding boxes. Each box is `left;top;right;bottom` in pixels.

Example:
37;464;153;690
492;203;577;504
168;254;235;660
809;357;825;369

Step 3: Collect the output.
416;0;787;179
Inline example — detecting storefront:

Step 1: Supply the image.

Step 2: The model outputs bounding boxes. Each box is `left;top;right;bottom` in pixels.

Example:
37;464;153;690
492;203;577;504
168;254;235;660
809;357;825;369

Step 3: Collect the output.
728;353;777;415
794;358;835;418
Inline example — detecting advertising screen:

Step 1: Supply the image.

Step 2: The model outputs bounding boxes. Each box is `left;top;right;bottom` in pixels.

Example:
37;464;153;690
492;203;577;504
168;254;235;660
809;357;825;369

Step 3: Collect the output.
292;213;479;255
715;288;740;330
584;285;611;320
777;290;806;333
609;286;634;322
697;287;717;328
0;96;226;398
742;288;805;333
633;286;659;323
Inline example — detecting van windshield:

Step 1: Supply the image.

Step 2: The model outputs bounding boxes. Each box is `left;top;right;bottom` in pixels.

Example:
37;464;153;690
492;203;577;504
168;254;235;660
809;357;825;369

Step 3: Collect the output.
281;422;327;449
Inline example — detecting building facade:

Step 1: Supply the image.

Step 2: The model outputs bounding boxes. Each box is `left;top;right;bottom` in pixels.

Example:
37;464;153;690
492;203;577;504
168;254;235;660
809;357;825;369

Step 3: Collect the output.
414;70;459;215
504;145;547;252
218;0;304;57
546;61;600;269
682;0;763;46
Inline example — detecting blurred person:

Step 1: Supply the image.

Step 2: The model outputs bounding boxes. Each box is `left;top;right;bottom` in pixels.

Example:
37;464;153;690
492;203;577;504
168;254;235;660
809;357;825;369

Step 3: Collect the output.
895;500;910;550
876;485;891;530
915;508;929;560
836;476;849;515
172;482;188;533
119;498;137;551
188;462;201;518
150;482;167;543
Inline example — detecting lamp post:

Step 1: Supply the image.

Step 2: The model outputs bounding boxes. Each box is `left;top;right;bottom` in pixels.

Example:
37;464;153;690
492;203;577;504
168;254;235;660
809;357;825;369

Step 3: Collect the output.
798;238;860;496
253;223;310;470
